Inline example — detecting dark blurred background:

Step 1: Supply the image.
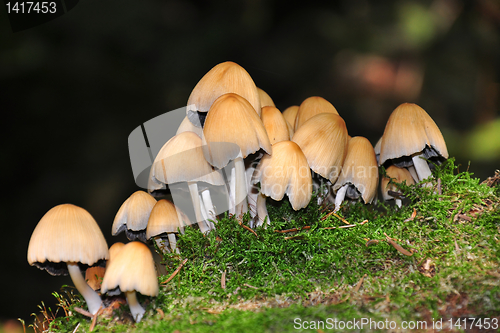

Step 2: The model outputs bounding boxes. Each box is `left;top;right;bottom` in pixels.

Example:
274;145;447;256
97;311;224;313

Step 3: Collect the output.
1;0;499;329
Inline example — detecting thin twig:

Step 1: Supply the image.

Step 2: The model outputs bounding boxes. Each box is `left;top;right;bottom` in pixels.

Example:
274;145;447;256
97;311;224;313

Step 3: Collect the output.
73;307;93;318
353;274;367;292
221;270;226;289
239;222;258;237
322;224;356;230
161;258;188;285
243;283;259;289
89;307;103;332
274;226;311;233
404;208;417;222
385;236;413;256
71;322;80;333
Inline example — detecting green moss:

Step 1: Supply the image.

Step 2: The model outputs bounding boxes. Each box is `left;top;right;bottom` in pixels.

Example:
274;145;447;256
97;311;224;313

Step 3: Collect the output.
39;159;500;333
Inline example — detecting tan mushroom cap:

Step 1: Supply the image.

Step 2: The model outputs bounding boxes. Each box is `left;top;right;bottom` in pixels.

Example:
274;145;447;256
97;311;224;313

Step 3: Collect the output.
333;137;379;204
101;241;159;297
257;87;275;108
261;106;290;145
381;165;415;201
379;103;449;166
112;191;157;236
85;266;106;291
253;140;312;210
150;131;225;186
282;105;299;129
187;61;261;116
108;242;125;262
146;199;189;238
203;93;272;169
294;96;339;131
28;204;109;268
292;113;348;183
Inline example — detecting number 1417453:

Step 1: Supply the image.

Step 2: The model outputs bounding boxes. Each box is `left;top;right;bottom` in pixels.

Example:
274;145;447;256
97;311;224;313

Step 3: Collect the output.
5;2;57;14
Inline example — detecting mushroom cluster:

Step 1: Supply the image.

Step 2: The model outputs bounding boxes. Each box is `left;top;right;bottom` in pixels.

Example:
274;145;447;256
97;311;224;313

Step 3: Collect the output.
27;61;449;325
147;62;448;226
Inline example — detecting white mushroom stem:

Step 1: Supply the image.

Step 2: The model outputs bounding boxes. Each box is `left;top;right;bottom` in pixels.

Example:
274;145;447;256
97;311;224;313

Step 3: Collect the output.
124;290;145;323
395;198;402;208
255;192;270;228
167;233;180;254
412;154;432;181
201;188;217;223
199;196;215;231
334;184;348;213
407;165;419;183
246;162;259;218
188;182;211;234
154;236;170;254
229;167;236;215
67;262;102;315
234;154;248;220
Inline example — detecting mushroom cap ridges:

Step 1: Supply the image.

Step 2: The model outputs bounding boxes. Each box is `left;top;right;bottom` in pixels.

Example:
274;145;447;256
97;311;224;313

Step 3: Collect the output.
203;93;272;169
146;199;189;238
379;103;448;166
294;96;339;131
292;113;348;183
112;191;157;235
333;136;379;204
101;241;159;297
187;61;261;116
151;131;225;186
261;106;290;145
28;204;108;266
253;140;312;210
257;87;275;108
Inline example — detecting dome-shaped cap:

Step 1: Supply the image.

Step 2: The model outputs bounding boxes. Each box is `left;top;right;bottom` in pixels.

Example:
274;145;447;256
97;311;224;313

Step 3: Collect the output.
101;241;159;297
28;204;109;273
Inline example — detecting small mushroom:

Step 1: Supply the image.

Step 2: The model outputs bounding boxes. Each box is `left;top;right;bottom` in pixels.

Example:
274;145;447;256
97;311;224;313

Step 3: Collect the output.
252;140;312;226
333;137;379;212
186;61;261;127
282;105;299;130
292;112;348;185
112;191;157;242
146;199;189;254
203;93;272;221
381;165;415;208
101;241;159;323
379;103;448;182
27;204;109;314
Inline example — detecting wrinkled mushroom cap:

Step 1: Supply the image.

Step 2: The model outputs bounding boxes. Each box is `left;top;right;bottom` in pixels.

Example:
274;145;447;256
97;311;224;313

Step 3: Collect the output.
257;87;275;108
253;140;312;210
101;241;159;297
333;137;379;204
261;106;290;145
150;131;225;186
27;204;109;275
292;113;348;183
187;61;261;116
294;96;339;131
146;199;189;238
282;105;299;130
379;103;448;166
202;93;272;169
112;191;157;238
